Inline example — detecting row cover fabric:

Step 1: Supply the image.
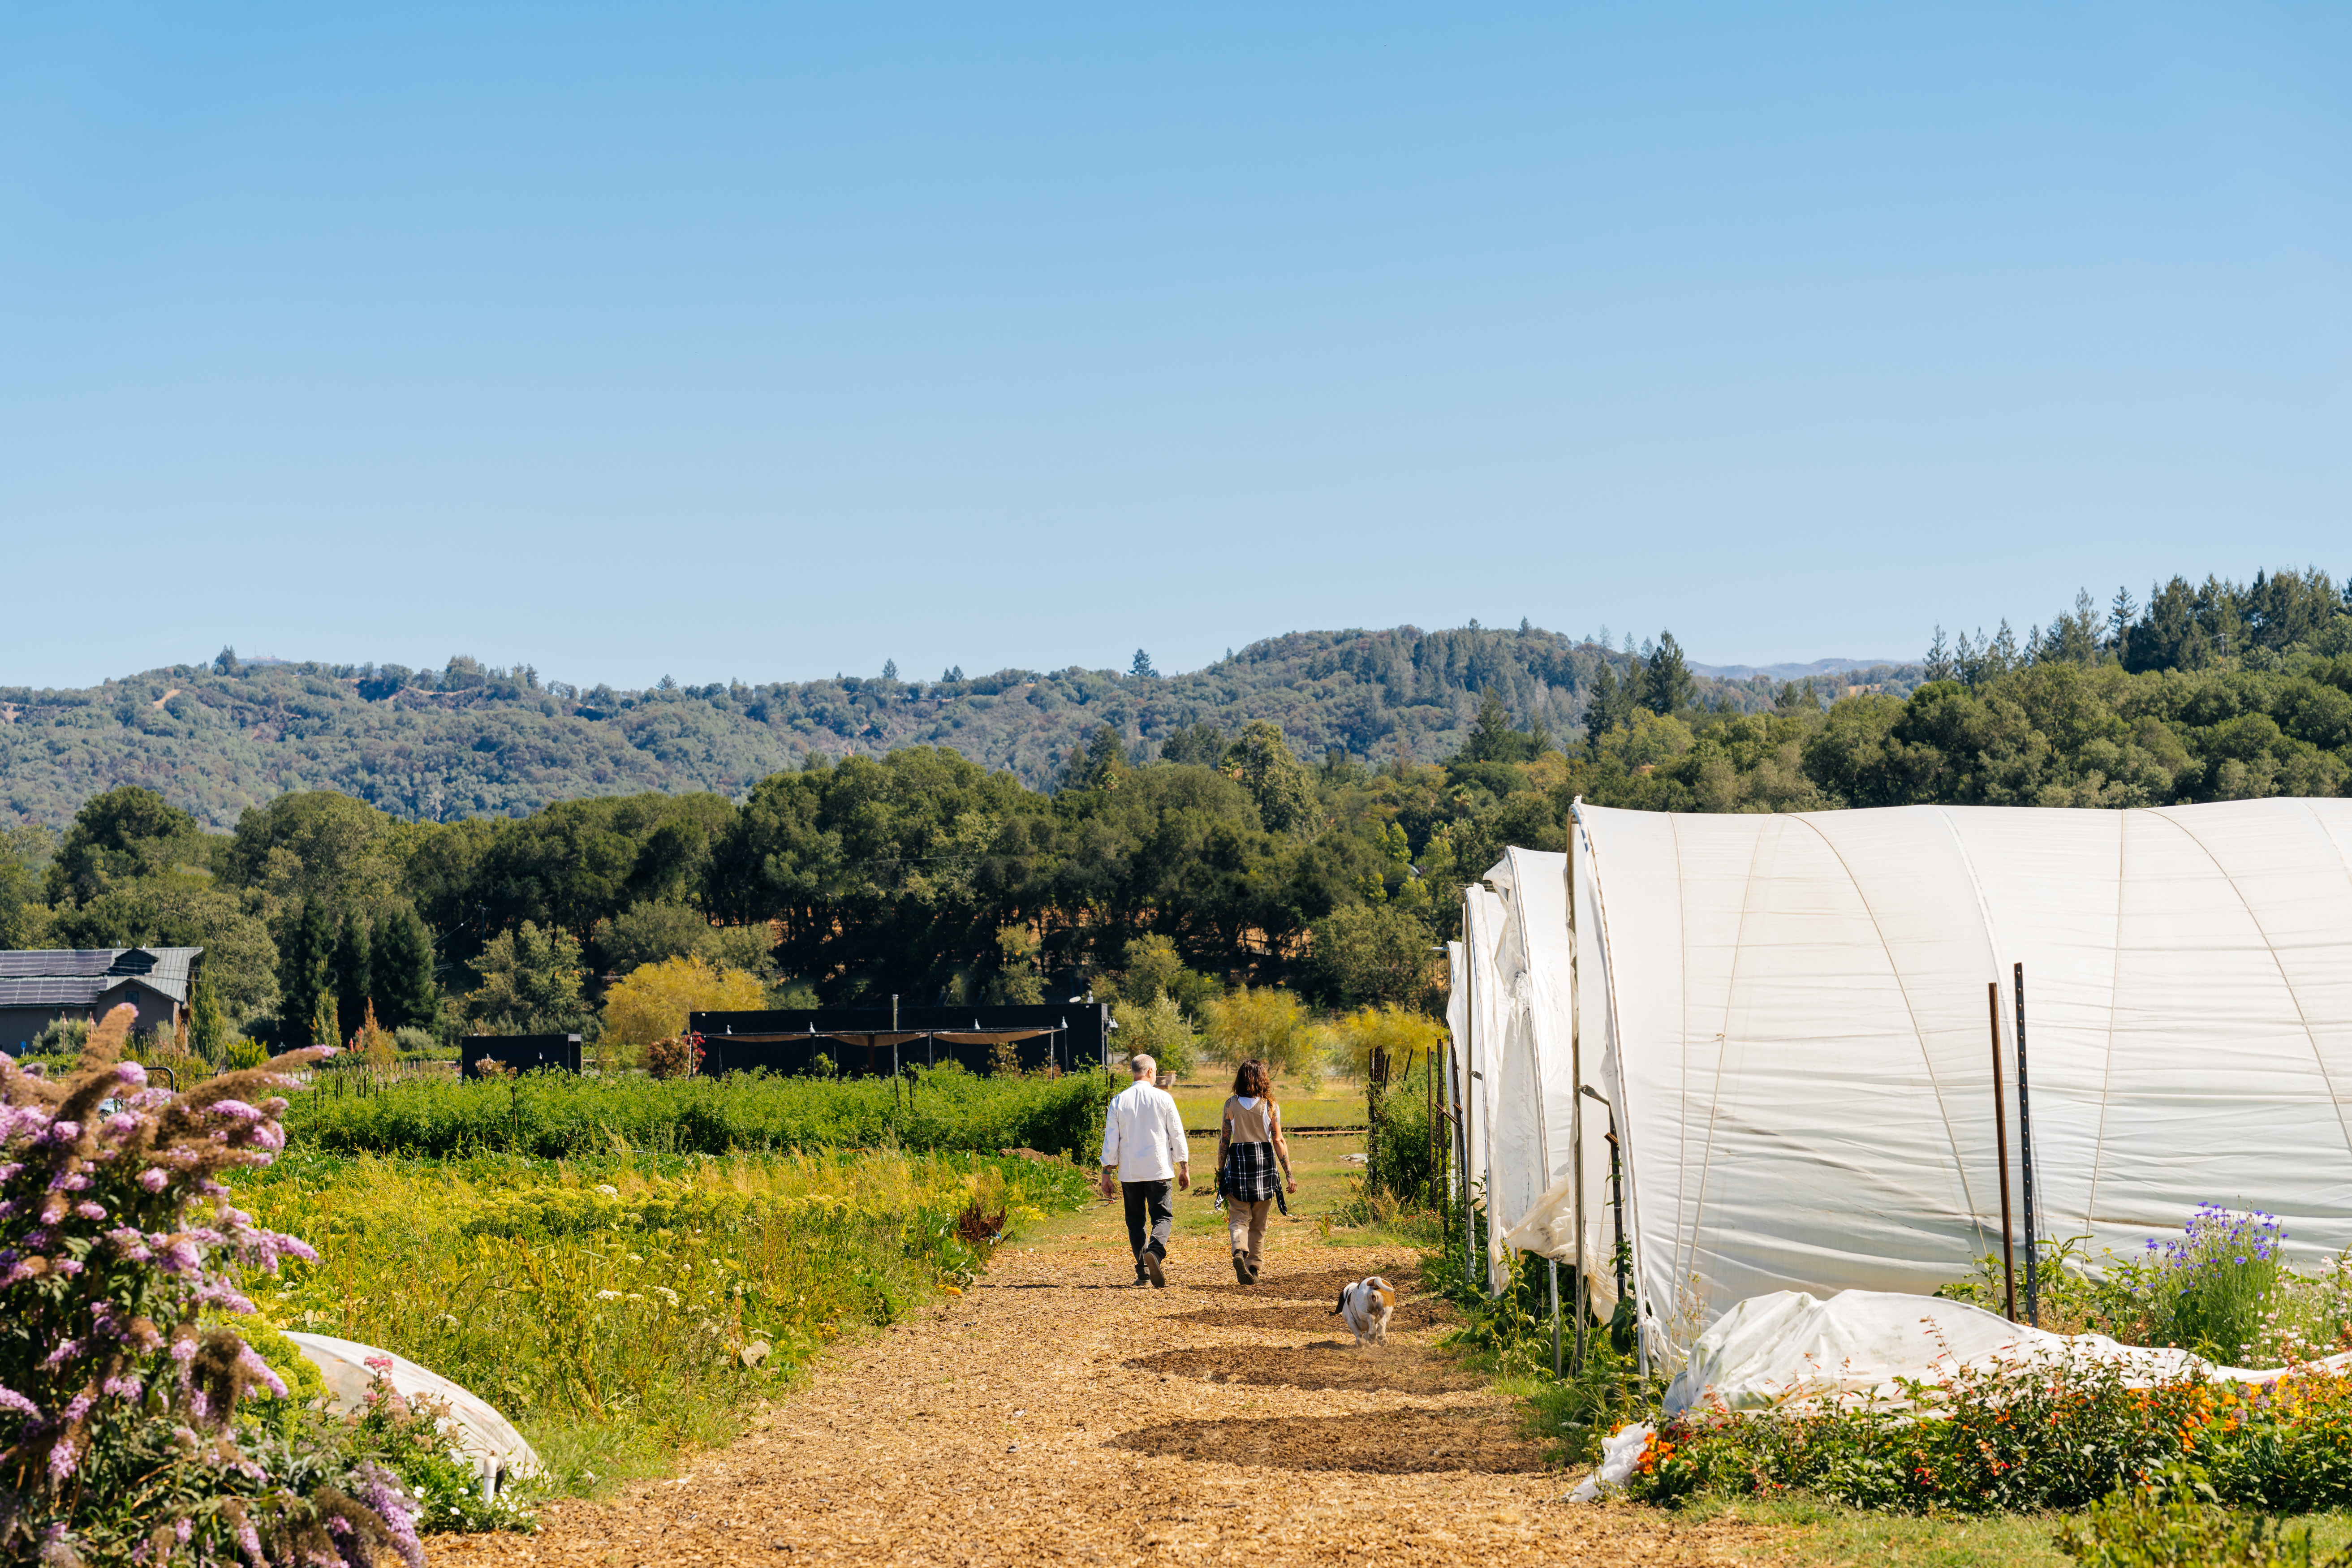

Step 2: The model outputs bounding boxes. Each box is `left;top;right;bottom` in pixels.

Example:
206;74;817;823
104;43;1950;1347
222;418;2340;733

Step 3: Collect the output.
290;1331;541;1495
1570;1286;2352;1500
1465;798;2352;1369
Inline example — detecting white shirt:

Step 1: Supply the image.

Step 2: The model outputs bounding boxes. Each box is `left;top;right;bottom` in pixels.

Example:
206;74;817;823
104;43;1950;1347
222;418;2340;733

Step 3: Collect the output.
1100;1079;1190;1183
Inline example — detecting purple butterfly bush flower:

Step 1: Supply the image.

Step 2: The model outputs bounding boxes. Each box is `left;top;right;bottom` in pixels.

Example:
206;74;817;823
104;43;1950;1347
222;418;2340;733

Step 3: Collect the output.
0;1015;421;1559
357;1462;427;1568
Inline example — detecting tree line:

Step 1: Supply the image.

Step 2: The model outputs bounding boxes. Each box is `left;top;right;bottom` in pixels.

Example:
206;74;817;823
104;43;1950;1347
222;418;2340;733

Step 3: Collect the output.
2;565;2346;1052
0;625;1861;831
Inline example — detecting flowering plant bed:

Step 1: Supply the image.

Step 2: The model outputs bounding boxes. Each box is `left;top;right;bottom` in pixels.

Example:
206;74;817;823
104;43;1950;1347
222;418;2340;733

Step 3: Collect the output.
1626;1352;2352;1514
1619;1204;2352;1521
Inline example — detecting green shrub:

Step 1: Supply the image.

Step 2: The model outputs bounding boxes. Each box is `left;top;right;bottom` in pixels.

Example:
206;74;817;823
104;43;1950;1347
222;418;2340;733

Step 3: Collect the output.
2055;1483;2352;1566
285;1064;1116;1159
1368;1068;1439;1205
221;1036;272;1070
28;1016;88;1056
1112;995;1197;1079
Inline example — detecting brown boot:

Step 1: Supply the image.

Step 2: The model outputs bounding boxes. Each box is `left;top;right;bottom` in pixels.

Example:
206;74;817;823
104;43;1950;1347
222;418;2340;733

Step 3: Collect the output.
1245;1257;1261;1284
1232;1249;1250;1284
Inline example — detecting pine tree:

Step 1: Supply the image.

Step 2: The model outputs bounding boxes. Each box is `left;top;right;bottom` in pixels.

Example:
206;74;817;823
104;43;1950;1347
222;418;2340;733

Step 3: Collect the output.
373;906;440;1034
1465;693;1516;762
310;991;341;1052
188;976;228;1063
1583;663;1623;749
1129;649;1157;679
1062;724;1129;791
1923;627;1956;683
2108;586;2140;651
1636;631;1695;715
277;901;334;1045
882;659;899;681
332;908;372;1044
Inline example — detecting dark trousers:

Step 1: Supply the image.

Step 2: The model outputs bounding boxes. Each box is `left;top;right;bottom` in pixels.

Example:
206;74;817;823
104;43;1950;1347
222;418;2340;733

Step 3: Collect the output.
1121;1179;1174;1271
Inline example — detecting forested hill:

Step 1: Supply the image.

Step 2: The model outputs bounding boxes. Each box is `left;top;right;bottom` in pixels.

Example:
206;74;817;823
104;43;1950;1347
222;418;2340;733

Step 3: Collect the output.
0;628;1901;830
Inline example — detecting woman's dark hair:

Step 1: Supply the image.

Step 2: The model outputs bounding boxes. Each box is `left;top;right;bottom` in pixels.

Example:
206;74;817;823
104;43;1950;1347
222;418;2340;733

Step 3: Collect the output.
1232;1058;1274;1101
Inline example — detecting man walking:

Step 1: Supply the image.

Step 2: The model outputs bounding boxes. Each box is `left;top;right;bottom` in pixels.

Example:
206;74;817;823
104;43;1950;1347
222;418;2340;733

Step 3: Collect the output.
1099;1052;1190;1287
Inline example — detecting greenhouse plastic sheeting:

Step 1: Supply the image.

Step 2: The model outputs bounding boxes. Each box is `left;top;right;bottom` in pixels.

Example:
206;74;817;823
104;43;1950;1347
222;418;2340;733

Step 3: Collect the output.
1445;937;1469;1202
1536;797;2352;1366
1452;850;1611;1298
1460;882;1512;1290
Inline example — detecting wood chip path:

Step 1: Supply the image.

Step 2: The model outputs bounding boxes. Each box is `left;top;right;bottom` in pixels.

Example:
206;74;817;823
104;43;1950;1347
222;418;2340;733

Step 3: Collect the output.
430;1201;1783;1566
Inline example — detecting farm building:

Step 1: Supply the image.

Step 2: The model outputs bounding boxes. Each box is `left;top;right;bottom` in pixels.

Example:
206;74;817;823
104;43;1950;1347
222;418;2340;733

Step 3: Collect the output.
687;1002;1113;1077
0;947;206;1054
1453;797;2352;1366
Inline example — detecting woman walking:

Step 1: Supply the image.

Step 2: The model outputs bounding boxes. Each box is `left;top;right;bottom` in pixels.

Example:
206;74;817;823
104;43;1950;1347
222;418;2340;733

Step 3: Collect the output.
1218;1058;1296;1284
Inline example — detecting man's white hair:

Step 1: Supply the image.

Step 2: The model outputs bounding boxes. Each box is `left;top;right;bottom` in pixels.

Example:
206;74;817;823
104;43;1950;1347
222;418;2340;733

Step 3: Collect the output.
1128;1053;1157;1079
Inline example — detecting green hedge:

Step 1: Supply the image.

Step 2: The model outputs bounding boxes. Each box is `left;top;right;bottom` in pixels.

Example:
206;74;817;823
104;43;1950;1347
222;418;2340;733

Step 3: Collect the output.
286;1064;1118;1159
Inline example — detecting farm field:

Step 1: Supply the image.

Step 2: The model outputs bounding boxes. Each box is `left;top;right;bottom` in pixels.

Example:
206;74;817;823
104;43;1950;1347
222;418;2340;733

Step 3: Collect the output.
423;1130;1784;1567
421;1125;2352;1566
237;1144;1095;1495
1165;1077;1371;1131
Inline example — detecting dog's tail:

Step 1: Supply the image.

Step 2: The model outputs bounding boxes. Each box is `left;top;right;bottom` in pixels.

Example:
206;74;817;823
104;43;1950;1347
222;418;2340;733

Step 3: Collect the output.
1332;1284;1351;1317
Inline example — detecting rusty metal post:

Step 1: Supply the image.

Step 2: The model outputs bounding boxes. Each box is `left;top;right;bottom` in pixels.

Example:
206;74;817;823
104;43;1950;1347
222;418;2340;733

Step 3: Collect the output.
2015;962;2039;1327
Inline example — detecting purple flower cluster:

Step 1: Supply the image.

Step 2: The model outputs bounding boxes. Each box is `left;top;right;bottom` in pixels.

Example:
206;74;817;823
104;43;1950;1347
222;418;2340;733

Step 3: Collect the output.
0;1006;420;1562
2144;1201;2287;1275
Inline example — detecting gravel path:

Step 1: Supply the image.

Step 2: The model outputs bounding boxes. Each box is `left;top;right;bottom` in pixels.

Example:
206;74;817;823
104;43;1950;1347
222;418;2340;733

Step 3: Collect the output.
430;1193;1777;1566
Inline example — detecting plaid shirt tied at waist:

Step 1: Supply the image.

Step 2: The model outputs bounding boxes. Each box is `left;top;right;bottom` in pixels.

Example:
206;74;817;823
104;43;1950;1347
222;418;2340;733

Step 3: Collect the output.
1223;1139;1283;1203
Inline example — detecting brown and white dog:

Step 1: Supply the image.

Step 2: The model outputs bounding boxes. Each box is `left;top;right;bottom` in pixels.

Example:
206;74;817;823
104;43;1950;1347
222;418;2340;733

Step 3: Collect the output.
1333;1276;1397;1347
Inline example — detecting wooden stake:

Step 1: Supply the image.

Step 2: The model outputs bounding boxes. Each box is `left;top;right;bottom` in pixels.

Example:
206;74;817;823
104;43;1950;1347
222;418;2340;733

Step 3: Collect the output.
1988;980;2018;1322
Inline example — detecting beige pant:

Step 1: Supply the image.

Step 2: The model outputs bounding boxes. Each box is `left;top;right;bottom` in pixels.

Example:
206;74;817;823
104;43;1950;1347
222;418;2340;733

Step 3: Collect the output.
1227;1198;1273;1267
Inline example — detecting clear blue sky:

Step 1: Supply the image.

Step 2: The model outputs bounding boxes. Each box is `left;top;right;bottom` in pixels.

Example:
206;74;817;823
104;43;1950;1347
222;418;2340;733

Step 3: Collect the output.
5;4;2349;690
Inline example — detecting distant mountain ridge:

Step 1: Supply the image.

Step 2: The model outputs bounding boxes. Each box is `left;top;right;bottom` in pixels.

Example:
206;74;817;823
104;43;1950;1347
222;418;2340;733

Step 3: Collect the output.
0;627;1924;830
1688;656;1907;681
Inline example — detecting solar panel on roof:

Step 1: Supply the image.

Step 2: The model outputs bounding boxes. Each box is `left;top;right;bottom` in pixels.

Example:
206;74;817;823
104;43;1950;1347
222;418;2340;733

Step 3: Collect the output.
0;951;120;980
0;978;107;1007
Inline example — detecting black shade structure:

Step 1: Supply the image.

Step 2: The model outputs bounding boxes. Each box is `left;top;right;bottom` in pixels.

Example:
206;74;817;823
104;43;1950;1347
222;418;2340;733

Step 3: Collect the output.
685;1003;1113;1078
461;1035;583;1079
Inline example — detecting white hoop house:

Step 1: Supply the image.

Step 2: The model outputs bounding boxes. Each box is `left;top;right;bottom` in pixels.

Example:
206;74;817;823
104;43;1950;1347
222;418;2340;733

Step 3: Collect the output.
1454;797;2352;1364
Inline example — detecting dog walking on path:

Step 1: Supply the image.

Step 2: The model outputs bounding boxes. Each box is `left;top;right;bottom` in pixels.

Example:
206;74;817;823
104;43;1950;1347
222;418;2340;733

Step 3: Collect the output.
1335;1276;1398;1347
1098;1052;1190;1287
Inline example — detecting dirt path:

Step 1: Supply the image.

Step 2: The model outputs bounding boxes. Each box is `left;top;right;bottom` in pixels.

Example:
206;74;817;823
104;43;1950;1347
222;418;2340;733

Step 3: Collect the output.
431;1181;1778;1567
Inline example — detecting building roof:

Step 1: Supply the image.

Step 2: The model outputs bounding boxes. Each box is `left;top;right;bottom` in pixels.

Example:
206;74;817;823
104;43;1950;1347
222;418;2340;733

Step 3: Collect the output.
0;948;203;1011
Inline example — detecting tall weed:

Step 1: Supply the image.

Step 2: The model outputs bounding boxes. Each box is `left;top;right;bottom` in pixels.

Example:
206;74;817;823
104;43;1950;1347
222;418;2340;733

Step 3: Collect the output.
1419;1231;1651;1464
